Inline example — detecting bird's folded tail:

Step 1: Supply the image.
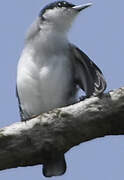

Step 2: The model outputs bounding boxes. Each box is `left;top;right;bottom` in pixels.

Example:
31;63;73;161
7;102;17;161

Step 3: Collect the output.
43;151;66;177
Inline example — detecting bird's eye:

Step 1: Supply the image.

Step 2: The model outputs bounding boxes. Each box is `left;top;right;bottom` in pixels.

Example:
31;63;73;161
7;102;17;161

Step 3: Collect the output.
58;2;62;7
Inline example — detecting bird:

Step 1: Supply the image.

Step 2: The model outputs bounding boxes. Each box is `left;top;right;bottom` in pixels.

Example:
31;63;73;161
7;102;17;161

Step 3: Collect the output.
16;0;107;177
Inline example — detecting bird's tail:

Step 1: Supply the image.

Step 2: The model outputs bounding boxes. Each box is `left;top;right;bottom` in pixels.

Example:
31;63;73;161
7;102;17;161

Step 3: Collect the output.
43;152;66;177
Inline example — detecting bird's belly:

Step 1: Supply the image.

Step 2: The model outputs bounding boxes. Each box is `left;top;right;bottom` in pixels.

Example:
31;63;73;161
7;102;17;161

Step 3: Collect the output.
39;60;74;107
17;56;75;117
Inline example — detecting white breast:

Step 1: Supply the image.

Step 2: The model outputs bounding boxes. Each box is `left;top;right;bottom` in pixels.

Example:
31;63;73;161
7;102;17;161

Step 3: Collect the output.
17;46;75;118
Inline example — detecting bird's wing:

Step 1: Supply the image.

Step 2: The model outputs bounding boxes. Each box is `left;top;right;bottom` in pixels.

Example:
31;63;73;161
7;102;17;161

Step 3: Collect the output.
16;86;25;120
69;43;107;97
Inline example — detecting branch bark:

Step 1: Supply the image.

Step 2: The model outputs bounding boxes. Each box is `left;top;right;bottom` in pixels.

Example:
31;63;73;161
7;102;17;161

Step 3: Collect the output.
0;87;124;171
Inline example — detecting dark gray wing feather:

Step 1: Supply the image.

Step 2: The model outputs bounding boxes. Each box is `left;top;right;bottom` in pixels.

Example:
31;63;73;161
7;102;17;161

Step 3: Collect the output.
16;86;25;120
70;44;107;97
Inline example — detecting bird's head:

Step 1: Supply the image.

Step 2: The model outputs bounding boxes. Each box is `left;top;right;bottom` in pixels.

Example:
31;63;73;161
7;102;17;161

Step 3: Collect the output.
26;1;92;42
39;1;92;33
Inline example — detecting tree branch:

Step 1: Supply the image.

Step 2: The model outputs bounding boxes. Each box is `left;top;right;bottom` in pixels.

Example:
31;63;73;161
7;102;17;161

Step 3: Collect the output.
0;87;124;171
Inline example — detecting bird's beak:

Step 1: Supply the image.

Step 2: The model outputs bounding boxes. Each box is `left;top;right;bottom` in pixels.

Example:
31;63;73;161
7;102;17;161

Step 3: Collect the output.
72;3;92;12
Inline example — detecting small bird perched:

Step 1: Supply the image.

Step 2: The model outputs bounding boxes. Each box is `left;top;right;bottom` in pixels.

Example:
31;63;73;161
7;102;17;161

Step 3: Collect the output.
16;0;107;177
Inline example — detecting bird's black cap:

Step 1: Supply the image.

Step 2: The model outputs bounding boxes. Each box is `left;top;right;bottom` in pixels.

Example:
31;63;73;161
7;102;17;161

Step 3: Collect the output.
39;1;75;17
